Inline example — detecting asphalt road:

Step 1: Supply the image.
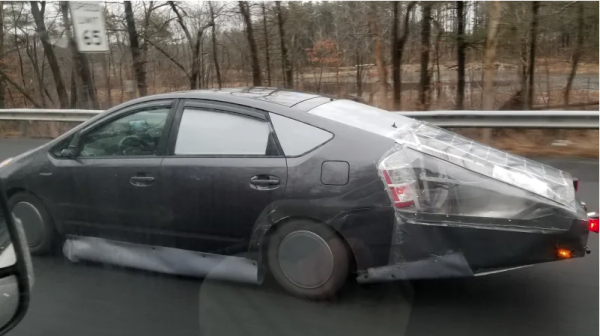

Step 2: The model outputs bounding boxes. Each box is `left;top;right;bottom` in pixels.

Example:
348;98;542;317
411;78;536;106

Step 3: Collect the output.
0;138;598;336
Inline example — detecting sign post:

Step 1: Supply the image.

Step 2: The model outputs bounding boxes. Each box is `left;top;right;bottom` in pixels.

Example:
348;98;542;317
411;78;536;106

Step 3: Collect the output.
69;2;109;53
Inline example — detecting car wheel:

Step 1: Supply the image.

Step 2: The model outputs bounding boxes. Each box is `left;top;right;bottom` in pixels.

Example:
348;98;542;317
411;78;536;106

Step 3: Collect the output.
9;192;56;256
267;220;349;300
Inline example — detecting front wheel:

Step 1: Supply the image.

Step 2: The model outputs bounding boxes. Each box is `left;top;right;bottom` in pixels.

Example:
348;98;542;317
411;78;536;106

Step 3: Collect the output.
267;220;349;300
9;192;57;256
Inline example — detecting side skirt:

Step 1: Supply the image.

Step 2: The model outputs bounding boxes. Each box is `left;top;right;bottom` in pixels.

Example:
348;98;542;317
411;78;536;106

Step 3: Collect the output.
62;235;259;284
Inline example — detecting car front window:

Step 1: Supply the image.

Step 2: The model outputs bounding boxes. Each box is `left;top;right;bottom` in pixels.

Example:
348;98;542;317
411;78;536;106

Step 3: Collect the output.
79;107;169;157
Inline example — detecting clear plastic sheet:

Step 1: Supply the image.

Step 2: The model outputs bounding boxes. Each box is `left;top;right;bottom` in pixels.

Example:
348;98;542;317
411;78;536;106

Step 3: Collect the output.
378;145;574;231
389;121;577;211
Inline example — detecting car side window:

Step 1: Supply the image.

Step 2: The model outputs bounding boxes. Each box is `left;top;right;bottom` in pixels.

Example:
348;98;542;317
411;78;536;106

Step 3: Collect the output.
174;109;273;156
78;107;170;157
269;113;333;156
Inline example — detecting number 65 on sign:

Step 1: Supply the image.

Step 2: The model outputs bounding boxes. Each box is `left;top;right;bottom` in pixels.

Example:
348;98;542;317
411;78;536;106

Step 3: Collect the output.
69;2;109;53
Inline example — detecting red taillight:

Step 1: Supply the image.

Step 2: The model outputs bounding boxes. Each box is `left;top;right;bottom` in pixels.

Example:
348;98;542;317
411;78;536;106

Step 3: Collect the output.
572;178;579;192
382;170;415;208
589;218;599;233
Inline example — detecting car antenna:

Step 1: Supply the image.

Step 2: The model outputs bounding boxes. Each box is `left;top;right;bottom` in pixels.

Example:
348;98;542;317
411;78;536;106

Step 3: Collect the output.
392;122;397;128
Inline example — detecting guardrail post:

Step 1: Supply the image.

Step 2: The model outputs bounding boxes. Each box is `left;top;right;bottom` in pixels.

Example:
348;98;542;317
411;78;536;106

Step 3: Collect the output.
19;121;28;138
482;128;492;144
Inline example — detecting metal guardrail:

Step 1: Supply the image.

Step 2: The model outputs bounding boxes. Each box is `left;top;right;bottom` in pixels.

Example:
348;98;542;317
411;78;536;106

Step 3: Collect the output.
0;109;100;122
0;108;598;128
399;110;600;128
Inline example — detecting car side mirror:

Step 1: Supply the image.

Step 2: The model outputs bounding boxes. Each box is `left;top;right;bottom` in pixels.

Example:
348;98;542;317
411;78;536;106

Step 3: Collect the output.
60;147;76;159
0;182;33;335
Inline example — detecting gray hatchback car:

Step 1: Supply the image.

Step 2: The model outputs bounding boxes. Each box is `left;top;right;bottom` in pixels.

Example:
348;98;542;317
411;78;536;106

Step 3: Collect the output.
0;88;592;300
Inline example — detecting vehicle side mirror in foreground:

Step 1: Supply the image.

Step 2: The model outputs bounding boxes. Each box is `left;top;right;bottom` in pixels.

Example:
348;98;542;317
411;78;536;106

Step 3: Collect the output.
0;181;33;335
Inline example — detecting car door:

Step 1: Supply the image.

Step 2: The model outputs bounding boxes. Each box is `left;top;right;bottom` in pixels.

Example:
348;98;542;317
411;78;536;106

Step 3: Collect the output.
159;100;287;255
54;100;177;243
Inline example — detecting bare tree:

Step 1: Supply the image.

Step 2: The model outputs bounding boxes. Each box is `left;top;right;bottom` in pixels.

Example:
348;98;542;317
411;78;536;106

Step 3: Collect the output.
124;1;147;97
564;2;584;105
275;1;292;89
482;1;502;110
239;1;262;86
369;3;387;109
391;1;416;110
456;1;466;110
526;1;539;109
30;1;69;108
60;1;99;109
261;3;271;86
418;3;432;110
168;1;213;90
209;2;222;89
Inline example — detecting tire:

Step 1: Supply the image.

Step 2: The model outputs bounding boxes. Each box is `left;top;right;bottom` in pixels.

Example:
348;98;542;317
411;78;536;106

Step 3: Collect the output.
267;220;349;300
8;192;56;256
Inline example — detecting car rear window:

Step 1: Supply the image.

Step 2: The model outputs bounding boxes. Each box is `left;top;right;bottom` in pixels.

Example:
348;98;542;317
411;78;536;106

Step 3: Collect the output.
308;99;414;137
175;109;270;155
269;113;333;156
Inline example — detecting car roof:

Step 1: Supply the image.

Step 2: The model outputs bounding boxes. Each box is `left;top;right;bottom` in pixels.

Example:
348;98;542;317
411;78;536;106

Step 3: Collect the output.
140;87;364;112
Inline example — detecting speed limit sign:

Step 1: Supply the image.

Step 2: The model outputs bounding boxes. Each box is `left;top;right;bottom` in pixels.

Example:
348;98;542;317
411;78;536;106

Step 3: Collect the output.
69;2;109;52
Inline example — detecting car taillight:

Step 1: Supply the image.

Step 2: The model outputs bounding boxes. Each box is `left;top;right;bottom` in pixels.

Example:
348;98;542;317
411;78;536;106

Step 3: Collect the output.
589;218;599;233
572;178;579;192
381;169;415;208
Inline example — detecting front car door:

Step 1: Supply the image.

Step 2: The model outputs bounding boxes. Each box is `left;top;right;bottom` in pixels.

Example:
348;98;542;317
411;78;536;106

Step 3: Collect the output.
159;100;287;255
55;100;177;243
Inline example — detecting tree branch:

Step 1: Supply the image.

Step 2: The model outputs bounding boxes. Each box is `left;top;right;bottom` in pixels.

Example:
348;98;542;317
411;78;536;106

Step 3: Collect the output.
168;1;194;49
0;69;42;108
142;37;189;76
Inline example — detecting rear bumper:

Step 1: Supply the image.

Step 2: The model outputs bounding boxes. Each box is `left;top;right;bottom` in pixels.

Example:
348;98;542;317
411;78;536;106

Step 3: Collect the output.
356;215;590;284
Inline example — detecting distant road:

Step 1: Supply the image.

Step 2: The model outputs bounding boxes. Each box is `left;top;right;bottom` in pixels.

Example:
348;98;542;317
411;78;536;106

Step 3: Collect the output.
1;138;598;336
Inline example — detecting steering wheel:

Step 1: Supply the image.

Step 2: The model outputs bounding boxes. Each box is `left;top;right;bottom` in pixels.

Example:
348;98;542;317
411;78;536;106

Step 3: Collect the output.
118;135;150;155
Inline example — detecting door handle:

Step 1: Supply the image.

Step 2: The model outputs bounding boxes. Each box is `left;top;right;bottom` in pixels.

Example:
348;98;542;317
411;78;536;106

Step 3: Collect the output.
130;175;155;186
250;175;280;187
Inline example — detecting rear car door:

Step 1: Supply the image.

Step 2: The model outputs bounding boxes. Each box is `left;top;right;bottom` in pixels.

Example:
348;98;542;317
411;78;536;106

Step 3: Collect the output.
55;100;176;243
159;100;287;254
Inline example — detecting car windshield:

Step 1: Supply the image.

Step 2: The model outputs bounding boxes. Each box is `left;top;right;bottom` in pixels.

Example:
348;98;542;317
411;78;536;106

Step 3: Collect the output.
0;2;598;336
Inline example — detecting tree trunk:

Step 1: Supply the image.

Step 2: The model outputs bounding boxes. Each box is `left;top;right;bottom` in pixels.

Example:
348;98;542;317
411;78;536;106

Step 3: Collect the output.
369;3;388;109
209;3;222;89
456;1;466;110
275;1;293;88
0;1;4;108
418;3;432;110
30;1;69;108
391;2;399;108
239;1;262;86
392;2;416;110
103;53;112;107
124;1;147;97
69;69;77;108
482;1;502;110
564;2;583;105
262;3;271;86
526;1;539;109
519;35;528;105
355;51;362;97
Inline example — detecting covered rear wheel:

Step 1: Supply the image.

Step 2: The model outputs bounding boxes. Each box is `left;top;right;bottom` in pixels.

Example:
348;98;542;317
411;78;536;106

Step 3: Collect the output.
267;220;349;300
9;192;56;256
